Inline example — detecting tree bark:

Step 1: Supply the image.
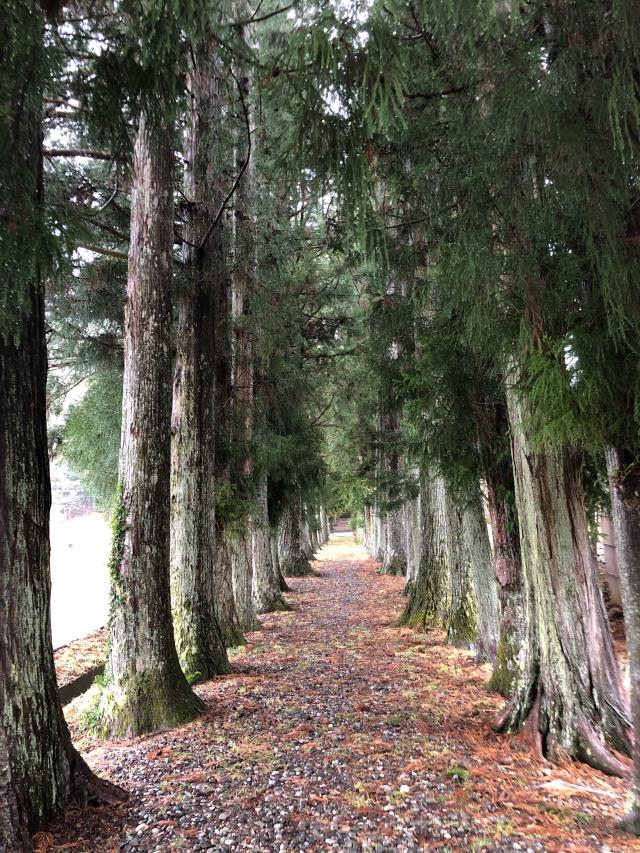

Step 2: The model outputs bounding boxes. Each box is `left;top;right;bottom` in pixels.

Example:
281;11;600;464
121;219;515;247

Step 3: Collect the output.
473;397;525;695
252;478;290;613
381;505;407;576
494;380;631;774
398;471;450;628
101;114;203;736
606;447;640;831
229;0;259;634
462;488;500;662
279;489;314;576
170;37;229;681
445;496;478;647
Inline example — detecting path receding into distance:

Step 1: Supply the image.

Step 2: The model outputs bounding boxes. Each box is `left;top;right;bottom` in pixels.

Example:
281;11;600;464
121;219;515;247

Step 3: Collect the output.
51;536;635;852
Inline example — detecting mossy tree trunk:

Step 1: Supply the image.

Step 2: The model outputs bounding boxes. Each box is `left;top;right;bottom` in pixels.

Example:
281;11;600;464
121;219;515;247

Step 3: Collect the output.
494;382;631;774
461;488;500;662
101;114;203;737
606;447;640;831
252;478;290;613
279;488;314;576
0;44;124;840
170;37;229;681
398;471;450;628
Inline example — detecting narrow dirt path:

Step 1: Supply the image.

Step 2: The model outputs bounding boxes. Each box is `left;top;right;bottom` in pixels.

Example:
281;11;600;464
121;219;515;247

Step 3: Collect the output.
49;537;636;852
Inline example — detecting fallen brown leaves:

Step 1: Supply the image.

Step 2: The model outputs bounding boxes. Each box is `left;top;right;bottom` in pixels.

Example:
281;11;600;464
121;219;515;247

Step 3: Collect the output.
46;536;640;852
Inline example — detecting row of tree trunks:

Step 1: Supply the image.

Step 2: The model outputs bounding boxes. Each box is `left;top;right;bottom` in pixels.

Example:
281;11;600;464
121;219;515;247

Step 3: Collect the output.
170;35;229;681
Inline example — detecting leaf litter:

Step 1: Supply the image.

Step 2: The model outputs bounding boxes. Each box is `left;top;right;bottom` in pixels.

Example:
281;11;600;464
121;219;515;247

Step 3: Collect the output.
49;536;639;852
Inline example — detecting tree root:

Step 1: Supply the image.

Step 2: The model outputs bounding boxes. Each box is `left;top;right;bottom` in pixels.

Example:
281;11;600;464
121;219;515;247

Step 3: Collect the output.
576;713;631;779
493;694;631;779
68;745;128;806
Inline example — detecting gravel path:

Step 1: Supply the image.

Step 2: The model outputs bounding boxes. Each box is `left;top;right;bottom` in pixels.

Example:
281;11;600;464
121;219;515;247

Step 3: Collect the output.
47;538;637;852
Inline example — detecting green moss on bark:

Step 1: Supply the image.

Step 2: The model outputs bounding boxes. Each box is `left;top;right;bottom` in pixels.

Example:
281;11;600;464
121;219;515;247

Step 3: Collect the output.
100;669;204;738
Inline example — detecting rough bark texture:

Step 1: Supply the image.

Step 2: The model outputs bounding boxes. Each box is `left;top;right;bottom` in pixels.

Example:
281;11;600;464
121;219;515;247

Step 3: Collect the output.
494;382;631;774
301;516;315;560
170;39;229;681
279;490;314;577
404;484;421;588
0;251;124;852
101;115;203;737
381;507;407;576
606;448;640;832
445;497;478;648
232;532;260;631
398;472;450;629
270;529;291;592
0;47;124;846
214;527;245;648
227;17;259;634
252;479;290;613
462;489;500;662
476;399;525;696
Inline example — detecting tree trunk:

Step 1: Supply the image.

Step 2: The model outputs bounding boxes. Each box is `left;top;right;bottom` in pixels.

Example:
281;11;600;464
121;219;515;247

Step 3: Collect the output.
170;37;229;681
232;532;260;631
214;527;246;648
270;528;291;592
381;505;407;576
403;482;421;591
494;381;631;774
301;514;315;560
363;504;373;554
279;489;314;576
0;25;125;842
475;398;525;696
398;471;450;628
252;478;290;613
445;496;478;647
462;488;500;662
606;447;640;831
101;114;203;737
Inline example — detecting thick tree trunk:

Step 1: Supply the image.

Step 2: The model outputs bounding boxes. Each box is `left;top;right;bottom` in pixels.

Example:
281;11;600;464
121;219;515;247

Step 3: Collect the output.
101;115;203;736
475;399;526;696
214;527;246;648
381;506;407;576
462;489;500;662
301;515;315;560
0;256;124;852
606;447;640;832
0;29;124;844
445;497;478;647
232;533;260;631
494;382;631;774
363;504;373;554
404;483;421;590
270;528;291;592
398;471;450;628
252;479;290;613
170;39;229;681
279;489;314;576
